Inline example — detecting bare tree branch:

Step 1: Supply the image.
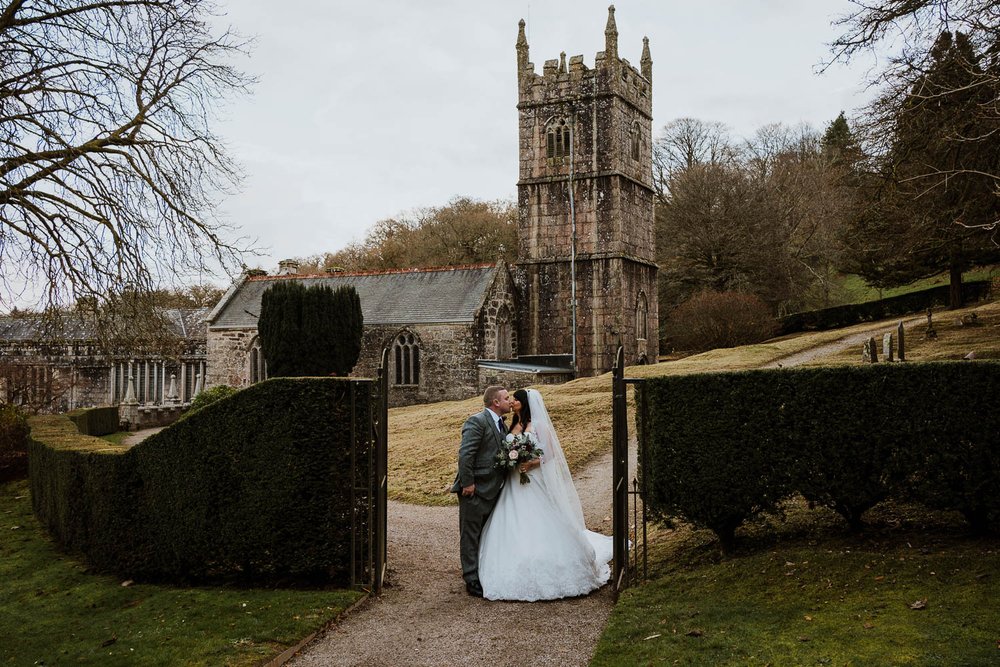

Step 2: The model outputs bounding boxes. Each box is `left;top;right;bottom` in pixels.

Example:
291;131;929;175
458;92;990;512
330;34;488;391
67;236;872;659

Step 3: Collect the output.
0;0;254;315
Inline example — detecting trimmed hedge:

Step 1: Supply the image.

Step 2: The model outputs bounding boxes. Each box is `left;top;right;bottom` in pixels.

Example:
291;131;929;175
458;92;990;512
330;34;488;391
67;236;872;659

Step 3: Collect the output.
0;403;29;481
29;377;375;584
67;406;119;436
778;280;991;334
639;362;1000;549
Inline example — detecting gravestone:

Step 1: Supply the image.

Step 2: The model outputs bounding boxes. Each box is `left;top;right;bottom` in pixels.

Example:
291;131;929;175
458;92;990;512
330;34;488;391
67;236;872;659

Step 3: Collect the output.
862;337;879;363
897;321;906;361
926;308;938;339
883;333;894;362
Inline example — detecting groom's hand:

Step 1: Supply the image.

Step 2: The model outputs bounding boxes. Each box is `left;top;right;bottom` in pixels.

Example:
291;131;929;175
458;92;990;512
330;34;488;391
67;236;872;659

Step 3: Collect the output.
461;483;476;497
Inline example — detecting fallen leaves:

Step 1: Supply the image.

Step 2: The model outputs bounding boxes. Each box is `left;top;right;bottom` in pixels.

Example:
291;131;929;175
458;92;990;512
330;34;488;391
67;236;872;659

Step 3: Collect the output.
910;598;928;610
685;629;704;637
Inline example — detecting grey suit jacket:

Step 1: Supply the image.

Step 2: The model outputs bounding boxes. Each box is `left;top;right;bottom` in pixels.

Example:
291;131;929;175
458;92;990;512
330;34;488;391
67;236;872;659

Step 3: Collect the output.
451;408;506;500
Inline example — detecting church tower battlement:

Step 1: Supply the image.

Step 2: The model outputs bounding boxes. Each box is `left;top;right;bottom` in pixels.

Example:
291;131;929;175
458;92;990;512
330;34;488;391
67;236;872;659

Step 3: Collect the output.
513;6;658;376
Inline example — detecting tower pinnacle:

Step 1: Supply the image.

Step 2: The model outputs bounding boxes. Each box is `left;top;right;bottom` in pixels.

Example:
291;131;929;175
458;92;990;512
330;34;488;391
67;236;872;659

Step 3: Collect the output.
516;18;530;72
604;5;618;60
641;36;652;81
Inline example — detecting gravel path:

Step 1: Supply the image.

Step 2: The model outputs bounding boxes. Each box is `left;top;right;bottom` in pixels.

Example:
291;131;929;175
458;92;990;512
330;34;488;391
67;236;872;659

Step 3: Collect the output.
121;426;166;447
290;318;916;666
289;451;616;667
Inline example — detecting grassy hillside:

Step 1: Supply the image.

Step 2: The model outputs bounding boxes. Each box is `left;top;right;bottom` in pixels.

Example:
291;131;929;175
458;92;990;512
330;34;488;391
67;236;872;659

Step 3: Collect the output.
841;266;997;303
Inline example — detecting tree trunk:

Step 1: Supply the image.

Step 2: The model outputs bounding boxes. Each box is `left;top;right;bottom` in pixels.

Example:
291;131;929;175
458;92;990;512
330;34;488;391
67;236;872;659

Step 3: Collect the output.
949;261;964;309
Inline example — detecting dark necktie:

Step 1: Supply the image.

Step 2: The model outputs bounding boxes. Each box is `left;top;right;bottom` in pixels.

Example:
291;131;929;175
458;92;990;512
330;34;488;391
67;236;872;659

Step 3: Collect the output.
497;417;505;434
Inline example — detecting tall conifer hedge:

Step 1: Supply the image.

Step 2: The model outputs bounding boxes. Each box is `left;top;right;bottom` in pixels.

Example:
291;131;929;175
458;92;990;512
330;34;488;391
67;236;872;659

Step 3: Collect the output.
639;362;1000;550
258;282;363;377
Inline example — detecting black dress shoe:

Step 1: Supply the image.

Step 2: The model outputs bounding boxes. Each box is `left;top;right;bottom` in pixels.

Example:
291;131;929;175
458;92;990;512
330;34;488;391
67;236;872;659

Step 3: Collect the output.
466;580;484;597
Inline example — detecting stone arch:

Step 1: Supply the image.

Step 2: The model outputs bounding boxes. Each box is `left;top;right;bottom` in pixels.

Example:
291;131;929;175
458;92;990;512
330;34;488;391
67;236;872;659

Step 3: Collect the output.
635;292;648;341
496;305;513;359
246;335;267;384
630;121;641;161
391;330;421;387
544;116;572;159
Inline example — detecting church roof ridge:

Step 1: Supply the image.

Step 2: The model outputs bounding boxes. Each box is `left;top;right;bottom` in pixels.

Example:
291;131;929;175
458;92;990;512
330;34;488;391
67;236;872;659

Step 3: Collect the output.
211;263;502;329
247;262;499;281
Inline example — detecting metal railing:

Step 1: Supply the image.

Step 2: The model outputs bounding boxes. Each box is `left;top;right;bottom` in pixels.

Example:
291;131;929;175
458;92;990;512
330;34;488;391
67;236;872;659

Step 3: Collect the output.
348;348;389;594
611;345;648;594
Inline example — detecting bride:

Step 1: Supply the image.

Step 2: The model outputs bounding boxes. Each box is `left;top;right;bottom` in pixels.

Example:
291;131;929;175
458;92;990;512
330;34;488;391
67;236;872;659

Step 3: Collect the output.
478;388;613;601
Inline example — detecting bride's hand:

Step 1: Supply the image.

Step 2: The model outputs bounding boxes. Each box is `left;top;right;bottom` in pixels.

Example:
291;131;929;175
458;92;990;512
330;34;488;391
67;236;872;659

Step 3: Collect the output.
519;459;540;473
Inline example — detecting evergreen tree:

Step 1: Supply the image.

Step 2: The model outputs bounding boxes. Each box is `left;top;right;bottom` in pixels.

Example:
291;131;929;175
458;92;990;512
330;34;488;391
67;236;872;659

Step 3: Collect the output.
258;281;307;377
258;282;363;377
821;112;864;175
840;31;1000;307
329;286;364;376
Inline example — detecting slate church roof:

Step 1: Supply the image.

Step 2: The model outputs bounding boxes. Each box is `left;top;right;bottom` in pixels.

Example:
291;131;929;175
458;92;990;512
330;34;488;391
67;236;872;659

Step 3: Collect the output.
208;263;502;329
0;308;209;342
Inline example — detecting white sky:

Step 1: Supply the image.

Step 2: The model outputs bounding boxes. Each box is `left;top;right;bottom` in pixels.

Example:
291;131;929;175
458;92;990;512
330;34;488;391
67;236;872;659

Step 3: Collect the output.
211;0;879;279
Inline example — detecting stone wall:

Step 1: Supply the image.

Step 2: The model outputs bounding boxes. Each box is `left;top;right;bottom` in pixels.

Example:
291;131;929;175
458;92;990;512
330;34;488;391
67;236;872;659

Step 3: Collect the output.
513;255;657;375
354;322;482;407
0;341;207;414
479;267;519;361
0;354;111;414
206;329;257;389
213;319;492;409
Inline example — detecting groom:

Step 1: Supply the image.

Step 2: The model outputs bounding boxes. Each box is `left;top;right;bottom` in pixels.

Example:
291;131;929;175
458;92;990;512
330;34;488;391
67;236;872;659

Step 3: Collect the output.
452;385;511;597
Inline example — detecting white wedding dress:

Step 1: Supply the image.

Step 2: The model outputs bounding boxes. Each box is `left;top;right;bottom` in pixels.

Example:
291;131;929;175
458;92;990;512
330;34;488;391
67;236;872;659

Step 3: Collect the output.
478;389;612;601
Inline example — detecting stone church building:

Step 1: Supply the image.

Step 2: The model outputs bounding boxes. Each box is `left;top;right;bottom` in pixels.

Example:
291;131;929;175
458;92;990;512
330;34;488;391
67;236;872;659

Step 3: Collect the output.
205;6;658;406
206;261;546;407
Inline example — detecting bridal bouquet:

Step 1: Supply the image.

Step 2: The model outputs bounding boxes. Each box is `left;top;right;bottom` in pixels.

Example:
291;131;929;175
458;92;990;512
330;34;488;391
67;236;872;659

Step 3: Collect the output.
495;432;544;484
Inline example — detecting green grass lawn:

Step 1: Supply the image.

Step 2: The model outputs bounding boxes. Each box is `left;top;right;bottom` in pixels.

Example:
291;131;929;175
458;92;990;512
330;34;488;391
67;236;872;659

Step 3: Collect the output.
99;431;130;446
0;479;364;666
836;266;998;305
593;501;1000;666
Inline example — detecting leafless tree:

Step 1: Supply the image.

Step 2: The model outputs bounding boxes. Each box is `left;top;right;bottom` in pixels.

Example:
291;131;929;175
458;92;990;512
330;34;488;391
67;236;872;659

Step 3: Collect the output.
652;118;736;203
0;1;253;312
658;123;856;315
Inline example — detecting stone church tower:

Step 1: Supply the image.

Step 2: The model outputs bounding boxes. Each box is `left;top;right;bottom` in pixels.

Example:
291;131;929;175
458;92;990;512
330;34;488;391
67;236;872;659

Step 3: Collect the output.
513;6;658;376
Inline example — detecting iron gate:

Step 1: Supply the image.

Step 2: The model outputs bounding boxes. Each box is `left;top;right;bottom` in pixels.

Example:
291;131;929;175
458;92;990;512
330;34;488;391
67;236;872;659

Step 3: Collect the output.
611;345;649;593
348;348;389;593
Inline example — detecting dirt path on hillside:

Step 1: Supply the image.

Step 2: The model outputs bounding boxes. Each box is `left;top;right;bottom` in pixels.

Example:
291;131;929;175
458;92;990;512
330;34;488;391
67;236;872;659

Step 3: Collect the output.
287;319;914;667
763;316;922;369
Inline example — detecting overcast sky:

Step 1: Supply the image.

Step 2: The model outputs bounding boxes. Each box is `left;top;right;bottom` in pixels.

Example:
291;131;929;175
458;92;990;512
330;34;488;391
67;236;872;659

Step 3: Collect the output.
211;0;879;279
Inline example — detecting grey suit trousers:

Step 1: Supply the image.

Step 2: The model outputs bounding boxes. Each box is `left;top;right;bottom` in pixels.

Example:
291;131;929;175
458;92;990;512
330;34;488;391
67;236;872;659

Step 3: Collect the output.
453;409;505;583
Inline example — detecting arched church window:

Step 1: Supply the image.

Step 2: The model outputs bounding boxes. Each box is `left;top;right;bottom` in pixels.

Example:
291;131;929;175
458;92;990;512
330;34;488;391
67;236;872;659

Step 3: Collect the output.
248;337;267;384
393;332;420;386
636;292;648;341
496;306;513;359
546;118;571;159
630;122;641;162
